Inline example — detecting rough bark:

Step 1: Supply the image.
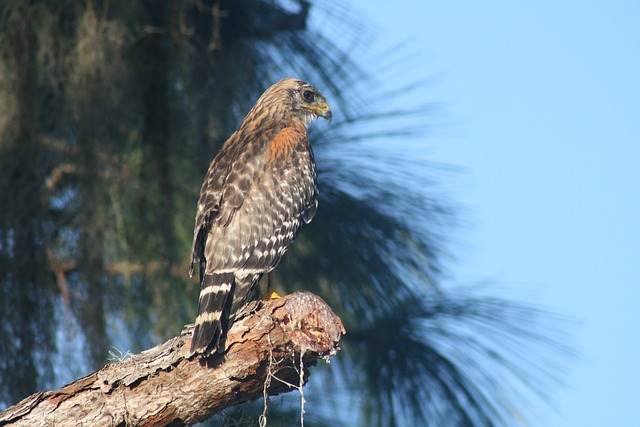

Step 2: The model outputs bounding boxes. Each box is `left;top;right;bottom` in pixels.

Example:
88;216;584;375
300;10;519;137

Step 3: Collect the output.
0;291;344;427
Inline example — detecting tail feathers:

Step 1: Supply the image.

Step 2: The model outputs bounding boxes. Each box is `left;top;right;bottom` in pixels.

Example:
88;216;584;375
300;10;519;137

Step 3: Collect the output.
190;273;234;355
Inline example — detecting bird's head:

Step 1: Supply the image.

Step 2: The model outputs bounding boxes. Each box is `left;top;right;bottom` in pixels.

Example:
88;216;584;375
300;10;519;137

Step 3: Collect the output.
259;78;332;127
290;80;332;124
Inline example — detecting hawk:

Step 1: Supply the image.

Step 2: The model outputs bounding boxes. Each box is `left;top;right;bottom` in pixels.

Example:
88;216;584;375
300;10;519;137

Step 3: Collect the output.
189;78;331;355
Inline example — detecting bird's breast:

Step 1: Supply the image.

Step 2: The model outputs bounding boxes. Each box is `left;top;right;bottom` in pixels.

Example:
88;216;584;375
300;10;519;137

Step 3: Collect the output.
266;126;308;162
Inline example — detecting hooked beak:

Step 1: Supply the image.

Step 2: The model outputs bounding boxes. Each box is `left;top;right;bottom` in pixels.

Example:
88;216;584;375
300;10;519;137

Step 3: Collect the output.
313;101;332;124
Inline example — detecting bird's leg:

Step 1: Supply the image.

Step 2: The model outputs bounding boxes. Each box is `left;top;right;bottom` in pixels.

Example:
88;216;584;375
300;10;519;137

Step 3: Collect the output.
260;272;281;299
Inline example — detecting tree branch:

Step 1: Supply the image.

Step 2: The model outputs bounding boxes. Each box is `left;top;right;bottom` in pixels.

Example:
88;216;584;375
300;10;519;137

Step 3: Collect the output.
0;291;344;427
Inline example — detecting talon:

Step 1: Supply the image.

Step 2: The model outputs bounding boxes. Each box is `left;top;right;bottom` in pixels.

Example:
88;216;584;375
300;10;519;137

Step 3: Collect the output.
261;287;282;300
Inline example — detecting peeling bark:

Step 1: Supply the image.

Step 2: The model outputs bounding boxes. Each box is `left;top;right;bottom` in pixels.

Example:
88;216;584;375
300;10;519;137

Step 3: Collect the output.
0;291;344;427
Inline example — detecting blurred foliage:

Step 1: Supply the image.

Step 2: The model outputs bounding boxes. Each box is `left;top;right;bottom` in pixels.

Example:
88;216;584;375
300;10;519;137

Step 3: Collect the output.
0;0;570;425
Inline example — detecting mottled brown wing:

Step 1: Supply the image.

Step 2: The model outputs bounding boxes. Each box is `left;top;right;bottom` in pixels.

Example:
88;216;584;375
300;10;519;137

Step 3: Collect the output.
189;127;276;279
204;125;317;275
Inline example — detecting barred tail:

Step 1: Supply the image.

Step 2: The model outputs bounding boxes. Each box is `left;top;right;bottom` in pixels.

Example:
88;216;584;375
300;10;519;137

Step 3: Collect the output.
190;273;234;355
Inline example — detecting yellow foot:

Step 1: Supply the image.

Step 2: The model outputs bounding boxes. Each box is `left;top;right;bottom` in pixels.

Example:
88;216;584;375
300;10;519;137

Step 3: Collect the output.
261;287;282;300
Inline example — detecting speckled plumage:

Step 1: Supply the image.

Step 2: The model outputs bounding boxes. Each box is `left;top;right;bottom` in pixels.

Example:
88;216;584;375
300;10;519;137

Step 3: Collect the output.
189;78;331;355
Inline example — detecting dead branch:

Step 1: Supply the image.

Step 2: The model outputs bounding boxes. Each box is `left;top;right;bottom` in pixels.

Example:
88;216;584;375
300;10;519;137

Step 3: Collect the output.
0;291;344;427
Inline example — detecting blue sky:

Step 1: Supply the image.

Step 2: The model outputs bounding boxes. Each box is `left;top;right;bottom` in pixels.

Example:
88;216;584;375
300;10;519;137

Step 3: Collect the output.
346;1;640;426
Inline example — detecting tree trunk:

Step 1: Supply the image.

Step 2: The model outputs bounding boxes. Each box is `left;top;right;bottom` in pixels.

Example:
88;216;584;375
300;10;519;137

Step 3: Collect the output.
0;292;344;427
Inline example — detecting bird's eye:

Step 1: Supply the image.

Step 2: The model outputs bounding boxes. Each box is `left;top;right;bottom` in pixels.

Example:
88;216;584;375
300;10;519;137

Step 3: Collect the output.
302;90;315;102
